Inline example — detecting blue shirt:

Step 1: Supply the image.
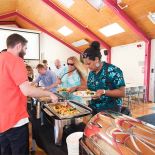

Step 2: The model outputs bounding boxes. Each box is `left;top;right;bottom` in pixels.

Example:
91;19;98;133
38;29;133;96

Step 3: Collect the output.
58;67;82;102
34;70;57;92
87;62;125;111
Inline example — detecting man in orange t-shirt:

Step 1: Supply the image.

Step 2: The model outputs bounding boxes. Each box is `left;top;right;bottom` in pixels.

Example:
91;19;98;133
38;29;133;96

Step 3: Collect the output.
0;33;58;155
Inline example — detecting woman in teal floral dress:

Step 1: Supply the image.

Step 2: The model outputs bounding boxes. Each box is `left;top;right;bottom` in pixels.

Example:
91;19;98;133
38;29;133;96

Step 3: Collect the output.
81;41;126;114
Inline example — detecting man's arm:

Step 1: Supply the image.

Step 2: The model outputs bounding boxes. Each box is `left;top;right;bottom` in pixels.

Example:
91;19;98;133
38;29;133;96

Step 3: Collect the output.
19;81;58;102
31;75;41;86
45;78;61;90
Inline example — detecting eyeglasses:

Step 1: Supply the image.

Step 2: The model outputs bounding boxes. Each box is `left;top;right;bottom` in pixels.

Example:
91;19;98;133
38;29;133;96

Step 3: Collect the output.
81;52;88;58
67;63;74;66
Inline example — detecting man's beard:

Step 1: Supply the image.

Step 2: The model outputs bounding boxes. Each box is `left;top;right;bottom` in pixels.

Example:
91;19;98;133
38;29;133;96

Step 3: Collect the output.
19;49;26;59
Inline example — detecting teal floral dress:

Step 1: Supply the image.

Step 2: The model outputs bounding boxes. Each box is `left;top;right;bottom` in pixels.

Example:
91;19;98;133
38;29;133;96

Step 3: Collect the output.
87;62;125;113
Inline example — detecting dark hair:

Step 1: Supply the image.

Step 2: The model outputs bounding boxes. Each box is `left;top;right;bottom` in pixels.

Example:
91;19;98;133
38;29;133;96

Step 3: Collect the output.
0;49;7;54
6;33;27;48
26;65;33;71
80;54;84;64
42;60;47;64
82;41;102;61
36;64;45;69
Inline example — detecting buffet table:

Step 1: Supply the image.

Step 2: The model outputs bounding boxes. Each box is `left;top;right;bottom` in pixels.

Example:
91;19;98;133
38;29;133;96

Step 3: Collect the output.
31;92;92;145
28;91;155;155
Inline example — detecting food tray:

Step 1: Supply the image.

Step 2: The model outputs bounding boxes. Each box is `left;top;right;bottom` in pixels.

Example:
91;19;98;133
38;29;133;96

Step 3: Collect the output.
44;101;91;119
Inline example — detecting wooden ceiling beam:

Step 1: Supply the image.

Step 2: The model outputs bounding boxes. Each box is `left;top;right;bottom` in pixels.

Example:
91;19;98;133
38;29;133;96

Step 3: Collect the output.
0;11;80;54
0;12;16;20
0;21;21;28
15;12;81;54
104;0;150;41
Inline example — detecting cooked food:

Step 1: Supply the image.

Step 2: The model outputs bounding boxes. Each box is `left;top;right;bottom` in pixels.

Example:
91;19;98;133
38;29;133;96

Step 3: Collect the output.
49;103;80;116
57;88;67;92
74;90;95;97
86;89;95;95
39;96;51;102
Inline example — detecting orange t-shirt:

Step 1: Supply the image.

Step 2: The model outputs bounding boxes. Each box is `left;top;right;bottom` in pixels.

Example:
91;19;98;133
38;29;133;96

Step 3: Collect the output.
0;52;28;133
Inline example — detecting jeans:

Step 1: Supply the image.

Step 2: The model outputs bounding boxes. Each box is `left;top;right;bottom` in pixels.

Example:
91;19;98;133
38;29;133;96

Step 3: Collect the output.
0;124;29;155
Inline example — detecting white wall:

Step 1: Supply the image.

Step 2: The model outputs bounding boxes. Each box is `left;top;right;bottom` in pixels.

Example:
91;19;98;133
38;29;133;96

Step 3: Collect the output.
0;26;40;60
111;41;145;86
149;39;155;102
40;33;79;68
101;49;107;62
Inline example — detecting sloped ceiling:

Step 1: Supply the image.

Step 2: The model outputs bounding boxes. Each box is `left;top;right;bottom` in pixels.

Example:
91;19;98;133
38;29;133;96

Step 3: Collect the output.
0;0;155;53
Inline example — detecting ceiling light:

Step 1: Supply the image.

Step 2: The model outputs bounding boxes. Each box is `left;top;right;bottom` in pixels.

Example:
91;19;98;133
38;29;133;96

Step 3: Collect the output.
58;26;73;36
148;12;155;24
72;39;89;47
99;23;125;37
58;0;74;8
86;0;104;10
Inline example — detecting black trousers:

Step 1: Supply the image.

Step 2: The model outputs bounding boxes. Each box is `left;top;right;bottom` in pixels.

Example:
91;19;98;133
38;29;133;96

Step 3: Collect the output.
91;105;121;115
0;124;29;155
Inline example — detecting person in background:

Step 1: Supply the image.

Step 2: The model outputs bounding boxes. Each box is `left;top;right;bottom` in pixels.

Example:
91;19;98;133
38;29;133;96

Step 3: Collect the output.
46;56;88;101
0;33;58;155
53;59;63;77
33;64;57;92
42;59;51;70
26;65;34;82
81;41;125;114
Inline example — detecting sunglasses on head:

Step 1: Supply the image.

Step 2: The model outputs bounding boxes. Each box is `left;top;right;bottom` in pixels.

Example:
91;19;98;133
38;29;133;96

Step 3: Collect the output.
81;52;88;58
67;63;74;66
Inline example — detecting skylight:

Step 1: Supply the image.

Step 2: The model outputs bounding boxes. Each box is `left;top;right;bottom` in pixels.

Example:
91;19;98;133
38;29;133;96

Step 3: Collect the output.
99;23;125;37
148;12;155;24
86;0;104;10
72;39;89;47
57;26;73;36
58;0;74;8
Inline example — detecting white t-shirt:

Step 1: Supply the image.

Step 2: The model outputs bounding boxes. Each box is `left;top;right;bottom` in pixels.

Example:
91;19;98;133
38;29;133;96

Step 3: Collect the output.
13;118;29;128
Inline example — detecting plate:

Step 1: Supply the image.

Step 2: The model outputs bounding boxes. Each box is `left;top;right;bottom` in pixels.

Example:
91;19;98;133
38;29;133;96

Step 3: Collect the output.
73;90;96;98
57;87;68;92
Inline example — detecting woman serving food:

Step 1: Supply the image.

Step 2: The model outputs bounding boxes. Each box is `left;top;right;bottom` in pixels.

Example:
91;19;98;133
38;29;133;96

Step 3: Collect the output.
74;41;126;114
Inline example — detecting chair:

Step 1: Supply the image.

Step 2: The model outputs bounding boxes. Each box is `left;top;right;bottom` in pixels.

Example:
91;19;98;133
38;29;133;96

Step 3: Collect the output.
123;87;131;109
138;86;146;103
130;87;139;109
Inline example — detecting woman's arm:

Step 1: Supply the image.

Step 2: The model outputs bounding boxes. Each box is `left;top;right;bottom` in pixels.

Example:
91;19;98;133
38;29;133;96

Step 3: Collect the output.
105;87;125;97
77;78;87;90
93;87;125;99
67;78;87;93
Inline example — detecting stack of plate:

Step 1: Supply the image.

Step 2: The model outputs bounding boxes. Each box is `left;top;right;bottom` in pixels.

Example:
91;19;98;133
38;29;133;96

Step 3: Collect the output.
66;132;83;155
